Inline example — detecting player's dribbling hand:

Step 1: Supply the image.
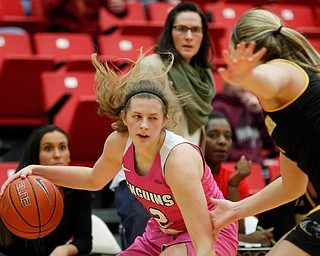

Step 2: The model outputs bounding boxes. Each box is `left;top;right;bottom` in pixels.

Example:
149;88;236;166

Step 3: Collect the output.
218;41;267;86
0;165;34;198
210;197;238;241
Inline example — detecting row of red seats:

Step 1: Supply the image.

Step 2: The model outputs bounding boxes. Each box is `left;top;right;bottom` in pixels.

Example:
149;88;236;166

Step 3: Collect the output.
1;67;114;166
2;0;320;45
0;31;156;69
203;2;320;55
1;1;320;63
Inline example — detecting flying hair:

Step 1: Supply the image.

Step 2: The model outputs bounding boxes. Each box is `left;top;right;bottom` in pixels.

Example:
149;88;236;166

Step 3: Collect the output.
91;48;187;132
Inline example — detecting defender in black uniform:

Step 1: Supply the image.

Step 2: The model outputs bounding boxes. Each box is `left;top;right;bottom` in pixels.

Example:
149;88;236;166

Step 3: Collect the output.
209;8;320;256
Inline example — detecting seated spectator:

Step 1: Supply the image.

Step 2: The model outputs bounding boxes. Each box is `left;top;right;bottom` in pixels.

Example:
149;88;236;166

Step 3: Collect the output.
0;125;92;256
43;0;127;38
205;111;274;246
212;82;279;181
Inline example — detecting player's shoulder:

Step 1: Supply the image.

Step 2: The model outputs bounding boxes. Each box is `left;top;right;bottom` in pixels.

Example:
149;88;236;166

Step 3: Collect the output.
169;142;201;163
104;131;128;152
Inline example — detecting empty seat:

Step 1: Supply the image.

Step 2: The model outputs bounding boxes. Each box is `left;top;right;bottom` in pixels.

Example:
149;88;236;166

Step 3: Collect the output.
0;32;32;68
66;96;115;166
33;32;95;70
147;2;178;23
262;4;320;37
0;55;55;126
204;2;255;29
309;37;320;52
41;71;96;132
273;0;318;5
0;162;18;186
223;0;267;7
0;0;27;16
0;32;31;54
203;2;254;56
97;33;155;65
0;0;49;35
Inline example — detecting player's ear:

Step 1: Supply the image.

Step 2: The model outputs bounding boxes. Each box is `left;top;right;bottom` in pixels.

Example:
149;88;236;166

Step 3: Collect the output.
162;114;169;129
121;110;127;126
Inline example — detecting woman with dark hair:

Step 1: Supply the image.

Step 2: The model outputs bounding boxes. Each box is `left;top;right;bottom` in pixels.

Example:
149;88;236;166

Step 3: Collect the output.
156;1;213;68
0;125;92;256
110;1;217;248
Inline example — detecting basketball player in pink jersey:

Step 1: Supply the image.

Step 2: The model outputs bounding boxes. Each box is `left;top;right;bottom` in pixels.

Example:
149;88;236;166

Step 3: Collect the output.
1;53;238;255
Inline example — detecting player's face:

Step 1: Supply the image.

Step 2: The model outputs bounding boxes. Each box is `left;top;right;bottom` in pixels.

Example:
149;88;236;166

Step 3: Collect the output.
39;131;70;166
172;11;203;64
123;97;168;146
205;118;233;164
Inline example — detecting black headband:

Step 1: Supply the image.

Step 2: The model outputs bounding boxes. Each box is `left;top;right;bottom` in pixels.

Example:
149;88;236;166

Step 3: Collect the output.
124;91;164;107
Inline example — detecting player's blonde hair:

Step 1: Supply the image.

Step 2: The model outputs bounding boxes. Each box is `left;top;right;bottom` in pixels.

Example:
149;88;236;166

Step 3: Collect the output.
91;51;186;132
231;9;320;76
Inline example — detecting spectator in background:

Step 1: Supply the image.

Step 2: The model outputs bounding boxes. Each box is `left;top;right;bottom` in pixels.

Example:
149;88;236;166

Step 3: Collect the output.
0;125;92;256
212;82;279;181
43;0;127;38
110;1;216;248
205;111;274;246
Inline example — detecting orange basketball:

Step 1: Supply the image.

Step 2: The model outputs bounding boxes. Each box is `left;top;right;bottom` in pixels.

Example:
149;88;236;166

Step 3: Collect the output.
0;175;64;239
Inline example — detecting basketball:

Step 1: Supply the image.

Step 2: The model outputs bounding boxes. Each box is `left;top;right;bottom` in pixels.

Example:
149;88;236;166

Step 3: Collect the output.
0;175;64;239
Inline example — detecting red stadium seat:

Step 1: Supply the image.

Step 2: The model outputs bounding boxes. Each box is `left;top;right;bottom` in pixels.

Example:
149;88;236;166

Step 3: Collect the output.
0;32;32;68
212;69;224;93
221;162;266;195
273;0;318;5
33;32;95;70
309;38;320;53
315;6;320;27
262;4;320;37
99;2;147;33
97;33;155;66
0;33;32;55
67;96;115;166
0;0;49;34
147;2;178;23
203;2;254;58
101;2;164;42
0;55;55;126
0;0;27;16
0;162;18;186
41;71;96;132
222;0;266;7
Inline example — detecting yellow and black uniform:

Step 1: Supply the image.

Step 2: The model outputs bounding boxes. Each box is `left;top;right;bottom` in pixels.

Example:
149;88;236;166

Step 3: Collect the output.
263;59;320;254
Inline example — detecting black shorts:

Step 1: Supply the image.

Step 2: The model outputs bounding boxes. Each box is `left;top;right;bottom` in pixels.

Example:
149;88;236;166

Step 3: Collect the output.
285;204;320;255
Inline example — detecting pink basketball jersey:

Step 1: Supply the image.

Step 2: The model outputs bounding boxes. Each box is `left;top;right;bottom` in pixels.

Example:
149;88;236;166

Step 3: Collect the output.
122;130;224;232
